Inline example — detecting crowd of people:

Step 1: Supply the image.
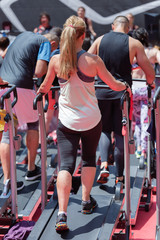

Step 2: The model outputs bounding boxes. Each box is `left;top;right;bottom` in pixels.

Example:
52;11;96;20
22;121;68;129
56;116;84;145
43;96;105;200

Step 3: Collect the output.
0;8;159;232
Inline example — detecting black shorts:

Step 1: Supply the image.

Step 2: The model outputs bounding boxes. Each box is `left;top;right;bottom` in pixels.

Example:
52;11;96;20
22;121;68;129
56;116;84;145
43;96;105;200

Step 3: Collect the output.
98;99;122;135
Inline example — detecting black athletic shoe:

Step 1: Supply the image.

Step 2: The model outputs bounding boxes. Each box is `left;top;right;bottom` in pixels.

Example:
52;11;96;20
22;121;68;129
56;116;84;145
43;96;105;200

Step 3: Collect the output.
81;195;97;214
17;181;25;191
97;166;109;184
55;213;69;232
25;165;41;181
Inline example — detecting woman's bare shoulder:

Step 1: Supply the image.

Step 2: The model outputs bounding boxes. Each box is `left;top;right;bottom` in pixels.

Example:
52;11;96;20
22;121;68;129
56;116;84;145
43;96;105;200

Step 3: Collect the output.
83;51;100;63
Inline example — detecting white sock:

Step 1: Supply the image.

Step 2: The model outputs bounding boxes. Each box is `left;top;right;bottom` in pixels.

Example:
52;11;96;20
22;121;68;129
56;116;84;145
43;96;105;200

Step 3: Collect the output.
58;211;67;216
82;199;91;204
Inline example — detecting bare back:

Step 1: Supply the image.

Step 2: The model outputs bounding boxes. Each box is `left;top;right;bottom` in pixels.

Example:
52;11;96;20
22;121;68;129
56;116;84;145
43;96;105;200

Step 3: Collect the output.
145;47;160;65
132;45;160;81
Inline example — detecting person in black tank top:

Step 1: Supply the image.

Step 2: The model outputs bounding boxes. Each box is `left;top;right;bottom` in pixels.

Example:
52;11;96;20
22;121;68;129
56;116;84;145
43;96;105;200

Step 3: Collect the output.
88;16;155;185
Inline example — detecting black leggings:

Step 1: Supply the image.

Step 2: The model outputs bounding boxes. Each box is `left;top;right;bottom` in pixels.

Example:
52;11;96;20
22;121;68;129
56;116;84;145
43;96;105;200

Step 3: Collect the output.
98;99;124;177
57;120;102;175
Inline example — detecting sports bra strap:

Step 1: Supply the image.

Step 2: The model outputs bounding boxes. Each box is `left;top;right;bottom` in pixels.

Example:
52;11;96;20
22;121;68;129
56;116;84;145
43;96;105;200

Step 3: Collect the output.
77;49;86;60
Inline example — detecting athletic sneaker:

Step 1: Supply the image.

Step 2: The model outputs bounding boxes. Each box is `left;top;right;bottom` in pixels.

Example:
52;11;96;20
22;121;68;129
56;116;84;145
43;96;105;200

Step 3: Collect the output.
25;165;41;181
81;195;97;214
97;166;109;184
17;181;25;191
55;213;69;232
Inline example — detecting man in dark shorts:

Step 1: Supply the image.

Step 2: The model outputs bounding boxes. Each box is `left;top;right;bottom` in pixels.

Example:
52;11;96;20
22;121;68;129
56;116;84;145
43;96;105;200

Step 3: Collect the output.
0;31;59;194
88;16;155;184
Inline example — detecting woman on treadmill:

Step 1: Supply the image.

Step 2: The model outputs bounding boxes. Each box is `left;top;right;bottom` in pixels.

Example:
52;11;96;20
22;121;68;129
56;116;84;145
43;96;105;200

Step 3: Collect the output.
37;15;131;232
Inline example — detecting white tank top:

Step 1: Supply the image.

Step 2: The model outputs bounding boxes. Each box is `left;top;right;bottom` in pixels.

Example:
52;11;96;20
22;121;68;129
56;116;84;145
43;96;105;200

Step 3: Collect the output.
58;68;101;131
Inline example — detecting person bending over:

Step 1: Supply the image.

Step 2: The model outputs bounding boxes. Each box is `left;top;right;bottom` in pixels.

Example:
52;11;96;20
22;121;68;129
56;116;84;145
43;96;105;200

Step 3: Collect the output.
0;31;58;194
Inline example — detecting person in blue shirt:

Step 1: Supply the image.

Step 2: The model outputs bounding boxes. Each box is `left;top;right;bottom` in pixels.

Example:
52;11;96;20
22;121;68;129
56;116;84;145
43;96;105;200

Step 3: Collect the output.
0;31;59;194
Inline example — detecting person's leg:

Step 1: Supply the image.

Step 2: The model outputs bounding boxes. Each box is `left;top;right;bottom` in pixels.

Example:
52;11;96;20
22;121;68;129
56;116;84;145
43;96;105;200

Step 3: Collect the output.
25;121;41;181
99;131;111;168
0;142;10;184
56;121;80;213
55;121;80;231
81;121;102;202
81;167;96;201
0;129;24;192
98;100;113;168
96;131;111;183
57;170;72;212
135;124;141;152
114;133;124;181
0;129;15;184
26;129;39;171
113;99;124;182
140;98;149;159
133;90;142;157
96;100;113;183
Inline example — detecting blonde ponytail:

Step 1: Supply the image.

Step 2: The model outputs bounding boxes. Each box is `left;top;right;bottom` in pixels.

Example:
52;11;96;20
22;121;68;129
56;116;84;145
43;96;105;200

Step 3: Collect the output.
59;15;86;79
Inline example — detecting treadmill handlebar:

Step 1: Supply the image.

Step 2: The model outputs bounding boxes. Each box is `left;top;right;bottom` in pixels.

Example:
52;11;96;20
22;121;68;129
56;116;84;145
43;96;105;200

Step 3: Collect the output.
44;94;49;113
49;83;153;110
33;93;49;113
147;84;152;99
50;85;127;110
153;86;160;109
50;86;60;91
51;85;113;91
0;84;17;109
120;91;129;110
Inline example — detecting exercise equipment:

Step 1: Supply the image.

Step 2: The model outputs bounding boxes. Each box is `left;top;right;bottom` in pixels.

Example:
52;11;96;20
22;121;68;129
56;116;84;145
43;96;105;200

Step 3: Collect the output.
27;86;129;240
153;86;160;240
112;90;131;239
0;84;20;231
1;80;156;238
0;84;57;228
